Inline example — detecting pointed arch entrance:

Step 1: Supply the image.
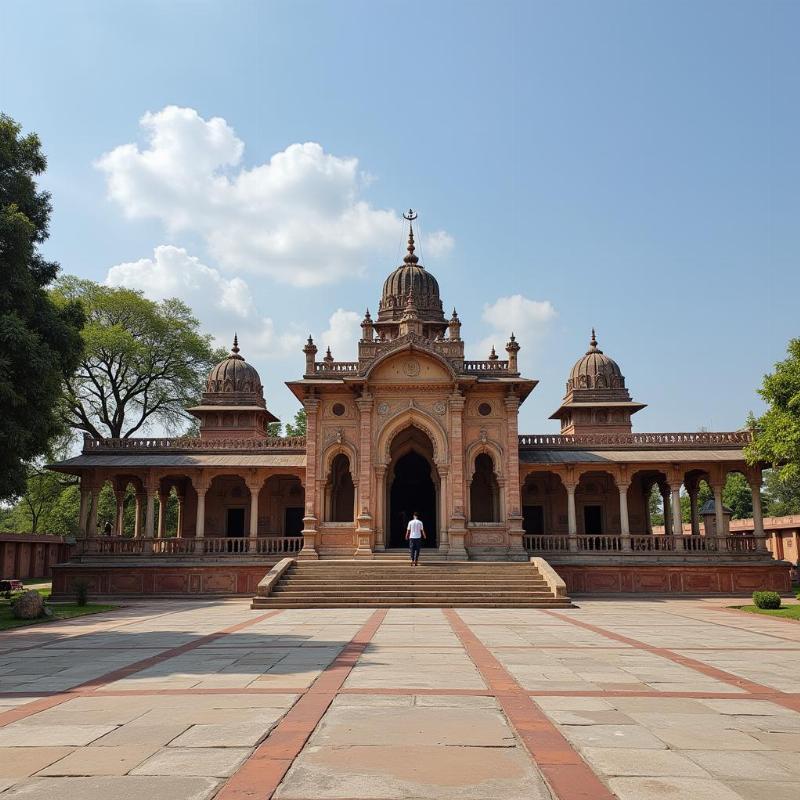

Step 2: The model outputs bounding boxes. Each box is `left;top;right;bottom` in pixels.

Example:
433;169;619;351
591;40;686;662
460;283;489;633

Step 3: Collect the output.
386;426;438;548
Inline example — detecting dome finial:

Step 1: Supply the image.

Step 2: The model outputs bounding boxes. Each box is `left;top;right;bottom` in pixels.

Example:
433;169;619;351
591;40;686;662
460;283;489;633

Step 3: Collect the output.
402;208;419;265
231;333;240;355
587;328;601;354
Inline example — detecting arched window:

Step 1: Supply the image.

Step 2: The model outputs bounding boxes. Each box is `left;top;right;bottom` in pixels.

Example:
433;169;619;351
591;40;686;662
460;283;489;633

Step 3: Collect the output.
328;453;355;522
470;453;500;522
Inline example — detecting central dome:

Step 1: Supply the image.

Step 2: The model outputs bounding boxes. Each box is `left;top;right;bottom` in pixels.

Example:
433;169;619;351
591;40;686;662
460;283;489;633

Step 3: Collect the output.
204;335;265;403
377;223;445;324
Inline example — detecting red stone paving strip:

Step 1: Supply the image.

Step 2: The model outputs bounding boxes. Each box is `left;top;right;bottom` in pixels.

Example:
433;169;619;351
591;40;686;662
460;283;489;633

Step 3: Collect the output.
546;610;800;713
443;609;616;800
216;609;387;800
0;609;283;728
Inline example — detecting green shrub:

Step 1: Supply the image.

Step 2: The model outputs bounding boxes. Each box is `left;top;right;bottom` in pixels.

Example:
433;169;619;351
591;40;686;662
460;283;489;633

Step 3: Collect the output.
74;580;89;607
752;590;781;609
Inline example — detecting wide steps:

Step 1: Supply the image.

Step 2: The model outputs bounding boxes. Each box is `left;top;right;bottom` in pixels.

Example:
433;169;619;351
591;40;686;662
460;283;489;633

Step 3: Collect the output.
251;559;571;609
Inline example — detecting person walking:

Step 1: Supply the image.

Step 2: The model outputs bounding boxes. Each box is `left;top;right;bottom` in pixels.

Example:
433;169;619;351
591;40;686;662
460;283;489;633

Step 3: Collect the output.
405;511;426;566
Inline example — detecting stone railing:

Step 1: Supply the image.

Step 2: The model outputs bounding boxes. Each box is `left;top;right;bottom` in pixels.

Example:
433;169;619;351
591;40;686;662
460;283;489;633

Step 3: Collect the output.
523;532;761;555
463;359;511;373
518;431;752;450
83;435;306;453
313;361;359;375
76;536;304;557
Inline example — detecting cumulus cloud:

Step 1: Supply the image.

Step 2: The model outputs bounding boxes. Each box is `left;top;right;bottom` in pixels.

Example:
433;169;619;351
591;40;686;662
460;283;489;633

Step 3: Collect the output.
96;106;449;287
320;308;362;361
474;294;557;364
104;245;302;359
423;230;455;258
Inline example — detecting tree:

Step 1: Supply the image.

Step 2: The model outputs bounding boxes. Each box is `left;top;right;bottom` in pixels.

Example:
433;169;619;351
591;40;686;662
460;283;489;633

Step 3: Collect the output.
747;338;800;482
284;408;307;437
51;278;224;439
0;115;84;499
763;468;800;517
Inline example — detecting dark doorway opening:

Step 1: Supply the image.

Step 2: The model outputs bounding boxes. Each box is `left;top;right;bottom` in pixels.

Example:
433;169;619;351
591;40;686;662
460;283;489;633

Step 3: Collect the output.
389;450;437;548
226;508;245;537
284;507;304;537
523;505;544;534
583;505;603;535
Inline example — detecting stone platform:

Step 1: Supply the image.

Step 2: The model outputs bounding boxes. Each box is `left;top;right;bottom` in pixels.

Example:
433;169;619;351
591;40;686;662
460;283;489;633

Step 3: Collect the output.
2;598;800;799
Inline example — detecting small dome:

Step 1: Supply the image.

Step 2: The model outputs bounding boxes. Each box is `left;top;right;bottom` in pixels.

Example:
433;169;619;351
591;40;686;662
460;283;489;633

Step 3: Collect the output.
378;223;445;322
205;335;264;397
567;330;625;392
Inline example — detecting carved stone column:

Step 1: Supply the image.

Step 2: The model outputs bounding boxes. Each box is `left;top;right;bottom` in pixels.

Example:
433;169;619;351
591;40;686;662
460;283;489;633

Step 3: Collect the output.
245;474;263;540
687;480;700;535
144;482;157;539
711;479;725;543
78;480;91;539
437;464;450;552
299;397;320;559
176;491;185;538
113;483;126;536
660;484;672;536
748;467;769;553
566;480;578;553
374;464;387;551
447;392;467;560
616;471;631;551
87;485;100;537
354;393;374;558
157;491;168;538
192;470;211;553
504;392;527;559
133;492;143;538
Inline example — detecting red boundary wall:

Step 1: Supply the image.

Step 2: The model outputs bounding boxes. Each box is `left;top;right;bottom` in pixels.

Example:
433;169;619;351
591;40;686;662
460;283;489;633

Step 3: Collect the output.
554;562;792;594
1;535;71;580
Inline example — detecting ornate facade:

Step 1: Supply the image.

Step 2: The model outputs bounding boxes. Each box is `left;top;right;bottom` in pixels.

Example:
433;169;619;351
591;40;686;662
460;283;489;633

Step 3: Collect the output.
52;215;786;593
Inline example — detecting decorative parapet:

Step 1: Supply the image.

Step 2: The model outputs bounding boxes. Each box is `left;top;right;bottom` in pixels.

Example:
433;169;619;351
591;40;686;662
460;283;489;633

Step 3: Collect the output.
518;431;752;450
313;361;359;375
82;435;306;453
463;359;511;373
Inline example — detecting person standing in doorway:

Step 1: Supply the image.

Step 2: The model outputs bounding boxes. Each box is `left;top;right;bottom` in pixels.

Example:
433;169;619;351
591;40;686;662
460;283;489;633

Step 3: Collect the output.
405;511;426;566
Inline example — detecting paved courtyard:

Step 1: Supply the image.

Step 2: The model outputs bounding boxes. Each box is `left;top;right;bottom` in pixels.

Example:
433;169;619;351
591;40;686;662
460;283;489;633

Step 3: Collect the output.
1;598;800;799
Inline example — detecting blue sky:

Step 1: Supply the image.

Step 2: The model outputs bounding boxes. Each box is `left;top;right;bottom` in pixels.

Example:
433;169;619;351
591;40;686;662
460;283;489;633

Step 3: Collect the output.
4;0;798;432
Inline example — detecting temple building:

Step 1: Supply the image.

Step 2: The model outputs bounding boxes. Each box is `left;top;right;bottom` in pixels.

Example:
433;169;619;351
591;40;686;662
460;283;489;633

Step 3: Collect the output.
50;213;788;597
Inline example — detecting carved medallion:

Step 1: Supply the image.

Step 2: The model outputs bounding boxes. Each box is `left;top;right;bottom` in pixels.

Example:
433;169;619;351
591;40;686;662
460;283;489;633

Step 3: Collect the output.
403;358;421;377
433;400;446;415
377;402;390;416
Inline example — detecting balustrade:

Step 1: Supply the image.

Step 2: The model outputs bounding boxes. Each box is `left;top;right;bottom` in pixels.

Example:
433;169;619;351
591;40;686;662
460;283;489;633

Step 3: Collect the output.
77;536;303;557
82;435;305;452
523;534;570;552
518;431;751;449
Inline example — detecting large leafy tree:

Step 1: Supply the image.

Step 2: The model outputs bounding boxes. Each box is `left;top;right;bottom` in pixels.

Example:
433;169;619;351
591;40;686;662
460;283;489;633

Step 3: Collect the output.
0;115;84;499
747;338;800;485
52;278;224;439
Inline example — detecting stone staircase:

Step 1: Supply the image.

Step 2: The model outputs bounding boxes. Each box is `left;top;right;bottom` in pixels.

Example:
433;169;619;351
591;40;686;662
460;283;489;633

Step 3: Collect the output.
251;560;572;608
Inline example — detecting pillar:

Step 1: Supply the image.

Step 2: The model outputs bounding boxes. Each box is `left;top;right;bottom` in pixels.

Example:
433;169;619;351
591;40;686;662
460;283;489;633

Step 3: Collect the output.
644;483;653;535
78;484;90;538
688;483;700;535
299;397;320;559
749;468;768;553
566;481;578;552
504;392;526;558
176;492;184;537
354;393;374;558
193;472;210;553
671;486;683;537
157;491;168;538
88;486;100;537
712;481;725;540
437;465;450;552
246;475;262;539
133;493;143;538
618;481;631;551
114;489;125;535
144;489;157;539
660;485;672;535
447;392;468;560
374;465;387;551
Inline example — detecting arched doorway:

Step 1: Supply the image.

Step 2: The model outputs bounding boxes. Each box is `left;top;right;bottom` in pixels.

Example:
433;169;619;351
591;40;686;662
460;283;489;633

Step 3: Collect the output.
387;427;438;548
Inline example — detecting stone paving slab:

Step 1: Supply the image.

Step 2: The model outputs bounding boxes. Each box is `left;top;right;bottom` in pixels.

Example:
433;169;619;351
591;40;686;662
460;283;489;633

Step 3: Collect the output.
2;598;800;800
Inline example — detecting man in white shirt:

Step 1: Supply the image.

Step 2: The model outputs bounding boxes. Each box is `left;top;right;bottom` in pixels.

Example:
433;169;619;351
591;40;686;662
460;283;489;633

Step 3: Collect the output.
405;512;426;566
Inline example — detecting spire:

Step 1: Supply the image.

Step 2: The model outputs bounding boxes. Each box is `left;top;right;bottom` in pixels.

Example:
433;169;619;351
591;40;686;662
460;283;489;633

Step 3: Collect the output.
230;333;243;360
489;345;499;361
403;208;420;266
324;346;334;363
586;328;602;355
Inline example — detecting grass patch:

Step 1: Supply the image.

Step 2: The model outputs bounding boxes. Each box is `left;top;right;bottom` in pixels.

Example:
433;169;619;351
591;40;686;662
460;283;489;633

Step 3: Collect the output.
0;595;117;630
732;604;800;620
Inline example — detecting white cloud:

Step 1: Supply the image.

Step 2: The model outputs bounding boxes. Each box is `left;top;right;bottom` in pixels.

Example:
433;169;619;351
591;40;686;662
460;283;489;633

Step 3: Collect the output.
97;106;449;287
320;308;361;361
474;294;557;364
104;245;302;360
423;230;455;258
